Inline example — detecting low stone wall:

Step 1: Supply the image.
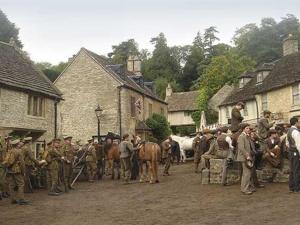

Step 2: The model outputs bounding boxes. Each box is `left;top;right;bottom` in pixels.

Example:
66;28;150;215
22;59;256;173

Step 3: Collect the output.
201;158;290;185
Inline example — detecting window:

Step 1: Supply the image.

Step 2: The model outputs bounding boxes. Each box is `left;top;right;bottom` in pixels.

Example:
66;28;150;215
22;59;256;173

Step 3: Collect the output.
184;111;191;117
27;95;45;117
292;84;300;105
148;103;153;117
243;104;248;117
130;96;136;117
262;94;268;111
225;107;230;118
160;107;164;115
239;78;244;89
257;72;263;84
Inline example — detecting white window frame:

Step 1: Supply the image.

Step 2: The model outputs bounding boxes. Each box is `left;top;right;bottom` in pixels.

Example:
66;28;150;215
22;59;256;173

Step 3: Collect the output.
27;94;45;117
261;94;268;111
292;84;300;106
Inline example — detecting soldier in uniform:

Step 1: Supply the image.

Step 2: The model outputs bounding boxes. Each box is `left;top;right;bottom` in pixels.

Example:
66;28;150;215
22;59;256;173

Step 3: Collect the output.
3;139;29;205
119;134;139;183
85;139;97;182
193;129;212;173
61;136;76;192
258;110;275;153
161;137;172;176
21;137;39;193
0;136;11;200
41;139;62;196
230;102;245;133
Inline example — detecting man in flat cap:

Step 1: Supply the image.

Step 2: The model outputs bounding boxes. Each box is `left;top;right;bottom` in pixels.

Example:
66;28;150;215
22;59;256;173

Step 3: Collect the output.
230;102;245;133
21;137;39;193
3;139;29;205
258;110;275;153
61;136;76;192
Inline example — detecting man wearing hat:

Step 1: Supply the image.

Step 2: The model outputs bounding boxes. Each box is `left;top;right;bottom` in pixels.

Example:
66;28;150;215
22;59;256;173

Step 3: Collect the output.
85;139;97;182
42;138;62;196
237;123;255;195
0;136;12;199
21;137;39;193
3;139;29;205
230;102;245;133
258;110;275;151
193;129;212;173
61;136;75;192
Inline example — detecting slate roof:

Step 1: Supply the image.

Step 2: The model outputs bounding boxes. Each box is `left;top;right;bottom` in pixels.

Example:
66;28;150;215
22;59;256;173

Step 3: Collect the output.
220;52;300;106
0;41;62;99
166;91;199;112
82;48;167;104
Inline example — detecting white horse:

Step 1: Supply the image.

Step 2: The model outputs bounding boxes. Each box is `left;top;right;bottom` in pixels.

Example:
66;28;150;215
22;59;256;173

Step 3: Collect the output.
170;135;195;162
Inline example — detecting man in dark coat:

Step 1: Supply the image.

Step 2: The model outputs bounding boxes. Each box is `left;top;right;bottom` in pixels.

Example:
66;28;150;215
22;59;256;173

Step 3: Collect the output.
230;102;245;133
171;140;181;164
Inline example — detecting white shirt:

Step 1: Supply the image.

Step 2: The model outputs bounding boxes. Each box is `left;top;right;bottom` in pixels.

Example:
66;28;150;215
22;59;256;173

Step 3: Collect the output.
287;126;300;153
222;133;234;150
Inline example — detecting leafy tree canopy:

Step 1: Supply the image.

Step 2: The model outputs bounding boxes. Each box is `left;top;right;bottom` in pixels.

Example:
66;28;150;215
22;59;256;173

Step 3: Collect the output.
0;9;22;48
108;39;139;65
145;113;171;142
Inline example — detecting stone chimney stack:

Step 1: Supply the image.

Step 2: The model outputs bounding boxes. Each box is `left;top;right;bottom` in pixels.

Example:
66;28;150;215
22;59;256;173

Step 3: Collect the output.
165;83;173;100
283;34;299;56
127;55;141;75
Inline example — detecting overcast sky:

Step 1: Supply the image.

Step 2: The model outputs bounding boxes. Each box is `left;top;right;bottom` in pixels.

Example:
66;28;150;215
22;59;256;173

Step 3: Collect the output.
1;0;300;64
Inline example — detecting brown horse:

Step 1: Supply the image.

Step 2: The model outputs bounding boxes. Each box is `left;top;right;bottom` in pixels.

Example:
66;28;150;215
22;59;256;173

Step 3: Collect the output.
107;143;121;180
137;139;161;184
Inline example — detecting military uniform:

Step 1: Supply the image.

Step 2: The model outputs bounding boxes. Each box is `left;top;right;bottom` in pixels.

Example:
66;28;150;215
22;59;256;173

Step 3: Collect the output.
0;137;9;199
61;142;75;192
21;138;38;193
3;139;28;204
86;143;97;182
119;140;136;182
161;140;172;175
43;143;62;195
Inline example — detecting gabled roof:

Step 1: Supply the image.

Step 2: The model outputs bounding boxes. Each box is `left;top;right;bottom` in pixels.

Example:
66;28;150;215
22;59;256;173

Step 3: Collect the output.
81;48;167;104
0;41;62;99
166;91;198;112
220;52;300;107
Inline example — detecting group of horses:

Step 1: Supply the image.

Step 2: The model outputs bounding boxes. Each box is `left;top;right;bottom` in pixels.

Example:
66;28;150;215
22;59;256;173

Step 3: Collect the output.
106;137;161;184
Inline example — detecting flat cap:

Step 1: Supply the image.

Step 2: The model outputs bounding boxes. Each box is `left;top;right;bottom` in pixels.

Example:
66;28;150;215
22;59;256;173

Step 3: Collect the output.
11;139;20;145
237;102;245;108
64;136;73;140
23;137;32;141
202;129;211;134
263;110;272;115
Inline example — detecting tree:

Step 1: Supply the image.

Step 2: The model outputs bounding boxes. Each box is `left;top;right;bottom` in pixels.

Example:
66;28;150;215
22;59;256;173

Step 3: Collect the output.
108;39;139;65
0;9;22;48
142;33;181;98
203;26;220;56
193;52;255;125
36;61;68;82
234;14;300;63
145;113;171;142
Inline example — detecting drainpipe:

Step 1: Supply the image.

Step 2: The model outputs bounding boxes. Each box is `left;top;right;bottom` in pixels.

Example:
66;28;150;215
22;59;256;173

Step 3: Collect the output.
255;98;259;123
118;86;122;137
54;100;58;138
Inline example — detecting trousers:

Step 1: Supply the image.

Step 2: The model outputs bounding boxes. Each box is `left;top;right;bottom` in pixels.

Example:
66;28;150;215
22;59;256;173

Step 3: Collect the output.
289;150;300;192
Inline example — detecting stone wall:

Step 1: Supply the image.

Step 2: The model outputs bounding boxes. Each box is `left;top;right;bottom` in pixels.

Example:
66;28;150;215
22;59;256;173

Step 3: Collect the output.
202;158;290;185
55;50;120;141
0;87;55;142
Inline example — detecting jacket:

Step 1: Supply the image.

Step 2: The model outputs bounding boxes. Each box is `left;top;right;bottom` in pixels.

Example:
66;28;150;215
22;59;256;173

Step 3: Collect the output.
258;118;273;139
119;141;136;159
230;107;243;133
236;133;254;162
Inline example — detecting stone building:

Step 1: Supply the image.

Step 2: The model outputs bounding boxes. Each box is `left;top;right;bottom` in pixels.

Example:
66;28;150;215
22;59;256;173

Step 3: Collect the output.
219;34;300;125
165;84;198;130
0;40;62;155
55;48;167;141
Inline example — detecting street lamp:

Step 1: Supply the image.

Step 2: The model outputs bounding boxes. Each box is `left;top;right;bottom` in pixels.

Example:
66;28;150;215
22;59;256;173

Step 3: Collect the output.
95;105;103;143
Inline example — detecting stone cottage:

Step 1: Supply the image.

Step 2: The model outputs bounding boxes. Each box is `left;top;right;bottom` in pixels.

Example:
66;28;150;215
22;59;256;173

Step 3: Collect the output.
0;40;62;156
55;48;167;141
219;34;300;125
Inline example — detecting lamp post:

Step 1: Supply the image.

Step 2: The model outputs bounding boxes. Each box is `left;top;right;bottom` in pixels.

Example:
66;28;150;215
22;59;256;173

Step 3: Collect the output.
95;105;103;144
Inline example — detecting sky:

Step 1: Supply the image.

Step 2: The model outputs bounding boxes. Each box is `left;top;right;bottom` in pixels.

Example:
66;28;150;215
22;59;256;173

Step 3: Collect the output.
1;0;300;64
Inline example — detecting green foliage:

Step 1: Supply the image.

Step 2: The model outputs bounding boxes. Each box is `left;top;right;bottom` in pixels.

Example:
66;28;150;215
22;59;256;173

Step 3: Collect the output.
171;125;196;136
145;113;171;142
0;9;22;48
234;14;300;63
108;39;139;65
36;61;68;82
142;33;181;98
193;52;255;125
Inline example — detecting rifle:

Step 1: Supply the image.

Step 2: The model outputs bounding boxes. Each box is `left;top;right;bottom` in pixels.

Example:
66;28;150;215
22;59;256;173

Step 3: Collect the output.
71;165;84;187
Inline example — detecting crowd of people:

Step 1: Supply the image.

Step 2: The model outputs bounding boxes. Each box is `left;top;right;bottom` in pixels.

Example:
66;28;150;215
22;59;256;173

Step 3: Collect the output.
192;101;297;195
1;100;299;204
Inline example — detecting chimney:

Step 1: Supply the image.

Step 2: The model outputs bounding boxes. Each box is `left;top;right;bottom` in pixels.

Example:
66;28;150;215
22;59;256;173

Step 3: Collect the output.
283;34;299;56
127;55;141;75
165;83;173;101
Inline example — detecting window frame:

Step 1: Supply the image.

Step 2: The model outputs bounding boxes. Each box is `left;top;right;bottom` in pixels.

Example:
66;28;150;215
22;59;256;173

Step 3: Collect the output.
292;84;300;106
27;94;45;117
261;93;268;111
130;96;136;118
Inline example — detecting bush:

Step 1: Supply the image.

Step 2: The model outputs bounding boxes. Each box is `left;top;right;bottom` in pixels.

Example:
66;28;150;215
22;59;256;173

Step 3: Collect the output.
146;113;171;142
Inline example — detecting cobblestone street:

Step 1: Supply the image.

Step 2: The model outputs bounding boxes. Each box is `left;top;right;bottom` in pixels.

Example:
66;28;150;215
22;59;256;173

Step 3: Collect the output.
1;163;300;225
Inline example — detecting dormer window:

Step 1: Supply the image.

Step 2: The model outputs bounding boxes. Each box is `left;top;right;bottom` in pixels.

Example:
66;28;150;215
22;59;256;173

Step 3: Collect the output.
257;72;263;84
239;78;245;89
